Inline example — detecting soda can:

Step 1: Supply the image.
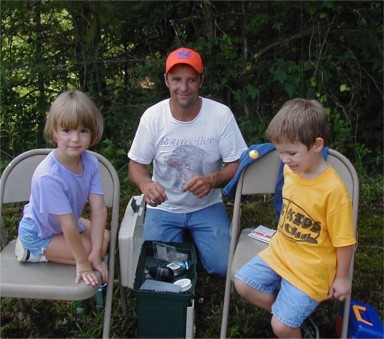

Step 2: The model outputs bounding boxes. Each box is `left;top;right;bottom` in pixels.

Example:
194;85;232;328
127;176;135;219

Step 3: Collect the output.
95;283;107;310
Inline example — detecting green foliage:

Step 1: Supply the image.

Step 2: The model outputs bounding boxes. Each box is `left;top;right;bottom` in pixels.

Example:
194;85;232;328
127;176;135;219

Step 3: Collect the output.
270;60;302;98
1;1;382;169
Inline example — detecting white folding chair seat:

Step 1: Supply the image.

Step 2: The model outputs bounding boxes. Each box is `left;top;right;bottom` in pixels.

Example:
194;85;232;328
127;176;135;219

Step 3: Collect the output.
230;230;268;279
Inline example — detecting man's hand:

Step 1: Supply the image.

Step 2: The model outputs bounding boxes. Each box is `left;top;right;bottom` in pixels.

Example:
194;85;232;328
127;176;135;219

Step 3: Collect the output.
182;174;215;198
129;160;167;207
142;181;167;207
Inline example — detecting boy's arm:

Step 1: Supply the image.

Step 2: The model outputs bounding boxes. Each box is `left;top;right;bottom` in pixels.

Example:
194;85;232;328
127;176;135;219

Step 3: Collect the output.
328;244;355;300
56;214;97;285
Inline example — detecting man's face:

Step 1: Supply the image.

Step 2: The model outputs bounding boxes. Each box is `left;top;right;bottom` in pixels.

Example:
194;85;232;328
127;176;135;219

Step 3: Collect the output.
164;64;203;111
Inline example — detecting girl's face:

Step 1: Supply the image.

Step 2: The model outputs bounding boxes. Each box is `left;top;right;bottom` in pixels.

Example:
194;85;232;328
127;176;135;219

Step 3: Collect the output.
275;139;324;178
54;126;92;158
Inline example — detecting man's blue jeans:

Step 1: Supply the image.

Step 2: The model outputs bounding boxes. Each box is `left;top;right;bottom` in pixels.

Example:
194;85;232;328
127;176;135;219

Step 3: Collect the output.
143;202;230;276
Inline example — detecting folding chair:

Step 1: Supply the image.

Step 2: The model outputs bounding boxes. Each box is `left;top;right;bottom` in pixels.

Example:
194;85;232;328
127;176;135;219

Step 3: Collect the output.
220;149;359;339
0;148;120;339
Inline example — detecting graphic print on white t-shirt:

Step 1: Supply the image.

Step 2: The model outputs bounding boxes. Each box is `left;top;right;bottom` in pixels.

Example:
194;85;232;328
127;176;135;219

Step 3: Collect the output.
165;144;208;189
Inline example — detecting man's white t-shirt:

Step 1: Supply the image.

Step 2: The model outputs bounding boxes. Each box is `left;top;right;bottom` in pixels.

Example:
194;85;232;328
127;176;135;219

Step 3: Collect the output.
128;97;247;213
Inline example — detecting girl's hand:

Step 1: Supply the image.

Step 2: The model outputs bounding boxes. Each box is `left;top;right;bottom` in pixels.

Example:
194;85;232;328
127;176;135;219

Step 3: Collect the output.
89;251;109;283
92;260;108;283
76;263;98;286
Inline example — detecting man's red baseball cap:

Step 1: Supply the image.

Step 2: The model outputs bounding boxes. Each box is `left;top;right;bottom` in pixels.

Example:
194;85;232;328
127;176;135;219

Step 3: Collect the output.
165;47;204;74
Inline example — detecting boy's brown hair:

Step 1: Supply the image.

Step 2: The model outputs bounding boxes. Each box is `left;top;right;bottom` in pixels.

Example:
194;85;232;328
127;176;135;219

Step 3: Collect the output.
266;98;329;149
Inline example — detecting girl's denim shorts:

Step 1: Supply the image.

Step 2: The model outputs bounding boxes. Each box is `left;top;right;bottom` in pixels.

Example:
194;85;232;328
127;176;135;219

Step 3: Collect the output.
18;217;52;256
235;255;319;328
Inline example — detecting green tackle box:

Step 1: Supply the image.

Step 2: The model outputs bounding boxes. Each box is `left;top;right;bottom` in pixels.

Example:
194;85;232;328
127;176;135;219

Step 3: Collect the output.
133;241;197;338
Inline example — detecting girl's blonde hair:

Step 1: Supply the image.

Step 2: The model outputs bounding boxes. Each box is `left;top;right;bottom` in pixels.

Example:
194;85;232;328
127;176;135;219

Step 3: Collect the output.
266;98;329;149
44;90;104;146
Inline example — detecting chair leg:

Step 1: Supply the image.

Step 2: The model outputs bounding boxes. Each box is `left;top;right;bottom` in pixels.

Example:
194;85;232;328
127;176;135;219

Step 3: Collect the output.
220;275;232;338
17;298;27;312
301;316;320;339
120;285;128;317
102;281;114;339
341;296;351;339
116;253;129;317
102;253;115;339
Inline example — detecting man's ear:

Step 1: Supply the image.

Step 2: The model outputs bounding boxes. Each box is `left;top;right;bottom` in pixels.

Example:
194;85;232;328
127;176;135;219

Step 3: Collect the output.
164;73;170;88
199;74;204;88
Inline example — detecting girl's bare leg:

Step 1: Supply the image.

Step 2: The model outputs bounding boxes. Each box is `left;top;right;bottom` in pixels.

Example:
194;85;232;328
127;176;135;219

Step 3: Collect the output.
44;229;92;265
45;217;110;264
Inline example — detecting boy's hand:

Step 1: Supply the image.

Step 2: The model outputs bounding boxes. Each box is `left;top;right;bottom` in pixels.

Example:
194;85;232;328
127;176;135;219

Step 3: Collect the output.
328;276;351;301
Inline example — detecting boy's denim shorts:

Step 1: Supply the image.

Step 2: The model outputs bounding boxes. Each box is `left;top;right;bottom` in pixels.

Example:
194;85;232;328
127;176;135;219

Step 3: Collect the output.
235;255;319;328
18;217;52;256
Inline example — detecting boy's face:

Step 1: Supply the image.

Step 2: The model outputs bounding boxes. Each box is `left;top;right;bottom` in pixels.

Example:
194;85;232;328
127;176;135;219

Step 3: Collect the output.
274;139;324;178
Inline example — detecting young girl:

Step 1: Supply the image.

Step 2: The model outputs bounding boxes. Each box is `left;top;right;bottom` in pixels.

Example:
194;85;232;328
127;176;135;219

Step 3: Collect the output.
15;90;110;286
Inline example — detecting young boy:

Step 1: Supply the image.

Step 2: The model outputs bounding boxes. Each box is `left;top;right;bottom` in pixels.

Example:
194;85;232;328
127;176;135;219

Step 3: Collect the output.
234;98;356;338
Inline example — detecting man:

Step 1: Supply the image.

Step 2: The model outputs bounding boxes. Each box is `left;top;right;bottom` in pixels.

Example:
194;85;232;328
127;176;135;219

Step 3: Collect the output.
128;47;247;276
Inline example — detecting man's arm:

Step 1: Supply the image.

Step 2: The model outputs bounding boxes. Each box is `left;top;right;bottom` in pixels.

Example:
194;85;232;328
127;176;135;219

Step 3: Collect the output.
128;160;167;206
182;159;240;198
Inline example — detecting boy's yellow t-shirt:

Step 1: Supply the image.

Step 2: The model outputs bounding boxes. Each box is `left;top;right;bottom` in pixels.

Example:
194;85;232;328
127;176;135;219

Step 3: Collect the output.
259;164;356;302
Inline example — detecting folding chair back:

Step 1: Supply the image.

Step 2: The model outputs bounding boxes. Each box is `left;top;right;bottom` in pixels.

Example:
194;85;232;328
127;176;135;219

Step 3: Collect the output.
0;149;120;339
220;149;359;339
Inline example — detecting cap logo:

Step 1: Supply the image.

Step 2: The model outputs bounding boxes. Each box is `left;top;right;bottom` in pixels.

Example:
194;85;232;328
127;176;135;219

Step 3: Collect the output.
176;50;193;60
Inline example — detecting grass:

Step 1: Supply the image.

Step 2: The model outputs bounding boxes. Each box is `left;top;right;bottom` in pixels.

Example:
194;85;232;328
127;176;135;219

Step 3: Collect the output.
1;197;383;338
